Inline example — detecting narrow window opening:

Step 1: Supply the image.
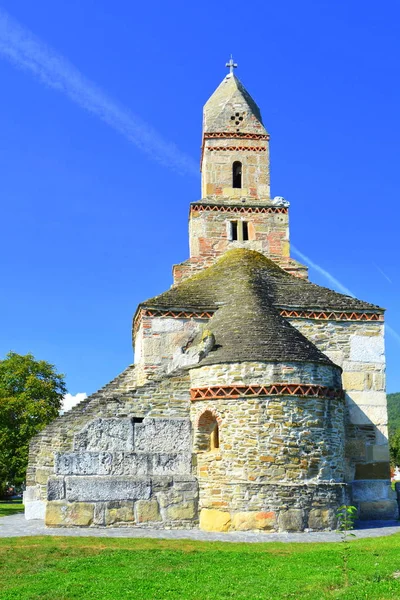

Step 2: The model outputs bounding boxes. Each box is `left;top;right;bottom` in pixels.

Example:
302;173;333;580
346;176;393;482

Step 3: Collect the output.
210;423;219;450
195;410;220;453
232;161;242;188
242;221;249;241
230;221;238;241
133;417;144;424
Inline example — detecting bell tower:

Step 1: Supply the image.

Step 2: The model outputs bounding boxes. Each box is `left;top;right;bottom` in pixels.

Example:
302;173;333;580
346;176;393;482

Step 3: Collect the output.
173;60;308;284
201;57;270;201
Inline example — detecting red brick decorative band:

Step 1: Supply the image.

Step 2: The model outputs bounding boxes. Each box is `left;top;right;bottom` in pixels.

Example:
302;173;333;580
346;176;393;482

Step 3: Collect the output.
204;132;270;140
141;308;214;319
191;204;287;215
207;146;267;152
280;309;384;322
190;384;343;401
134;306;384;337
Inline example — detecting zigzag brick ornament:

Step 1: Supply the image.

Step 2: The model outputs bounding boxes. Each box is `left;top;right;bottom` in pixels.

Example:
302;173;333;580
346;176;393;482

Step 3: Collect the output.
25;60;397;531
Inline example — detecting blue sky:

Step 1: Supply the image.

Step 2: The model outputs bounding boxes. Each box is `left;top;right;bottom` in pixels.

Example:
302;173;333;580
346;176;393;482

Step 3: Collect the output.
0;0;399;397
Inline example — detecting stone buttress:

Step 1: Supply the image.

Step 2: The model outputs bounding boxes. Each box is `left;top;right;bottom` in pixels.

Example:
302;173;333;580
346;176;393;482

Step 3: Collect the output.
24;64;397;531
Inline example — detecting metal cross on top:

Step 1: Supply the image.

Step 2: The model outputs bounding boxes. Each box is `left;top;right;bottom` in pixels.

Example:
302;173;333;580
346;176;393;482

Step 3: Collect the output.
226;55;238;75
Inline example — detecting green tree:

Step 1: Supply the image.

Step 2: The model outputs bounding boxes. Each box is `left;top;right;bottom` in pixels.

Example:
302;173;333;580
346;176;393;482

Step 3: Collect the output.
0;352;66;494
389;429;400;467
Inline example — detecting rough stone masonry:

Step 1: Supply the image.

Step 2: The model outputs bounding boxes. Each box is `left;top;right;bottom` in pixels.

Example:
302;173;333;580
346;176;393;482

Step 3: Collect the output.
24;63;398;532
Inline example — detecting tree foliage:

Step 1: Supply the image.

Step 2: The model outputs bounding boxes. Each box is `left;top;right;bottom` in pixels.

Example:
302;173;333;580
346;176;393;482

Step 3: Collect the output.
0;352;66;493
388;393;400;466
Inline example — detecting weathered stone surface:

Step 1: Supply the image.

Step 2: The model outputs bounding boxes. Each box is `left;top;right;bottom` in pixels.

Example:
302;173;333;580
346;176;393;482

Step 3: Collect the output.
47;477;65;501
165;501;197;521
74;418;134;452
366;444;390;462
232;511;276;531
358;500;399;520
352;480;395;502
308;508;335;530
350;335;384;364
135;499;161;523
35;468;52;485
65;477;151;502
355;462;391;480
24;500;46;520
200;508;231;532
342;372;365;391
45;501;94;526
23;485;41;503
134;419;191;453
152;453;192;475
278;509;305;532
105;501;135;525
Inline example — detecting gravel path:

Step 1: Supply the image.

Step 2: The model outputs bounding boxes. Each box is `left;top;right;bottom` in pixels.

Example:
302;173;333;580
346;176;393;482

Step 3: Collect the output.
1;514;400;543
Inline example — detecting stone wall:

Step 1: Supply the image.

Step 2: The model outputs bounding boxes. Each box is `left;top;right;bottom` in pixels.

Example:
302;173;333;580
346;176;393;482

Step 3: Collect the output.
134;316;205;385
24;368;192;518
189;360;346;531
188;203;289;264
42;417;198;528
285;318;397;519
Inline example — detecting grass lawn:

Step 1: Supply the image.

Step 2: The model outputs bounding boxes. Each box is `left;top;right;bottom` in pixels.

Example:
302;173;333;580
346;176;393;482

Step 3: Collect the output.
0;501;24;517
0;534;400;599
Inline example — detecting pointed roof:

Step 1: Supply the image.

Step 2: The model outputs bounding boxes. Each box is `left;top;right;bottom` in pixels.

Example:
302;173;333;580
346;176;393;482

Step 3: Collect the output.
203;74;268;135
195;289;334;367
140;249;383;315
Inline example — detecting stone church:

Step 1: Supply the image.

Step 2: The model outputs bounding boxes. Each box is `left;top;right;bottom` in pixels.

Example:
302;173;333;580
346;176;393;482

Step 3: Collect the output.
24;63;398;532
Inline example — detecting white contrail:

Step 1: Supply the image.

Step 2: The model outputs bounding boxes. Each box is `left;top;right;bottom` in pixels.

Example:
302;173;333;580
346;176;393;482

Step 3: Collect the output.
291;245;355;297
292;244;400;347
0;8;198;176
373;263;392;284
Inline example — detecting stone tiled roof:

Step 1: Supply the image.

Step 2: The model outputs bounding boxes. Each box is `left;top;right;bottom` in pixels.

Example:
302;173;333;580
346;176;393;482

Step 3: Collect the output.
195;293;334;367
140;249;383;314
203;74;267;134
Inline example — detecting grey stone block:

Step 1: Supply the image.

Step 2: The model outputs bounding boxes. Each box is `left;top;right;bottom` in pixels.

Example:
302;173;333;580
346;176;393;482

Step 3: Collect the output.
47;477;65;501
74;418;134;452
278;509;305;532
65;476;151;502
23;485;41;502
352;480;395;502
24;500;46;521
134;419;191;453
98;453;149;476
358;500;399;520
152;453;192;475
55;452;101;476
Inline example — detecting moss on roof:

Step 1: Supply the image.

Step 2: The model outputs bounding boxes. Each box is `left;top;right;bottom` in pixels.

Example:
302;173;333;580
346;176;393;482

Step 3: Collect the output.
138;249;382;367
141;249;382;314
196;293;335;367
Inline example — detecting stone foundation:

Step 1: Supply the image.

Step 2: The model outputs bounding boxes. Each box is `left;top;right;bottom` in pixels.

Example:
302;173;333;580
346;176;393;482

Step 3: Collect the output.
198;482;348;532
44;476;198;528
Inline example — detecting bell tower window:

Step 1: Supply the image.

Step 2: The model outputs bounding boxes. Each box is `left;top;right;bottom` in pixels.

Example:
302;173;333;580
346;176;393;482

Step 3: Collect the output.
230;221;238;241
229;220;250;242
242;221;249;241
232;161;242;188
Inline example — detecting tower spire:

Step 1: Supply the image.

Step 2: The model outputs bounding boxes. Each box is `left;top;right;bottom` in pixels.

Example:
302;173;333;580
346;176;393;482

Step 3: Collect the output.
225;55;238;75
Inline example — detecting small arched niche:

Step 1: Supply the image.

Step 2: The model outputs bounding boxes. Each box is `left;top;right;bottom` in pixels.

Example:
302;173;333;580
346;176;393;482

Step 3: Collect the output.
194;410;220;453
232;161;242;188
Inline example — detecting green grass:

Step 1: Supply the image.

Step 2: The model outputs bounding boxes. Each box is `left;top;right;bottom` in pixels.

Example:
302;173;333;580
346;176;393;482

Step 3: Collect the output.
0;501;24;517
1;535;400;599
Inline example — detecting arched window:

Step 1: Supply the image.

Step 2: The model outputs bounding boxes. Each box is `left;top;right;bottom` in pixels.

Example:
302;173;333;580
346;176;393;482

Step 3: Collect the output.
195;410;220;452
232;161;242;188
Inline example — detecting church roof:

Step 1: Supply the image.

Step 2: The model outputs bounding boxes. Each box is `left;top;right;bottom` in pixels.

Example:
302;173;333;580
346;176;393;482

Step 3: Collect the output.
203;74;268;135
140;249;383;315
195;290;334;367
